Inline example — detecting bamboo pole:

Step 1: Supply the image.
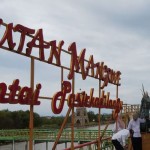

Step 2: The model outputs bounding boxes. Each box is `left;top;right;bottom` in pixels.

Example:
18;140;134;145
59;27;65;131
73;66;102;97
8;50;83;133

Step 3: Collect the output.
29;57;34;150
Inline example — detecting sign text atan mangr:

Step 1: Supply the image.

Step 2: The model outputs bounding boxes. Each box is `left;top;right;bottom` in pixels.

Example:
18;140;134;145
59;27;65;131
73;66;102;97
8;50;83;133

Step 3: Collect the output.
0;18;123;115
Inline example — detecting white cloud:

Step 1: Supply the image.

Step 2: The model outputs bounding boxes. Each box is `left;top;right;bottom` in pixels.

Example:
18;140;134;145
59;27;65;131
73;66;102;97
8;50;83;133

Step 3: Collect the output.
0;0;150;116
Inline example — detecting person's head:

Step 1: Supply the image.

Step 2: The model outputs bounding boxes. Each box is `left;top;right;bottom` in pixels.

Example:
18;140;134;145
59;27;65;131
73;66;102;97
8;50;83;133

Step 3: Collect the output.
133;113;138;121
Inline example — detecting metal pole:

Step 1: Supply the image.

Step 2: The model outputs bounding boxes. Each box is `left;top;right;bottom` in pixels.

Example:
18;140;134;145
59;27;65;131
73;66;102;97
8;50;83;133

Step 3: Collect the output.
29;57;34;150
33;140;35;150
46;141;48;150
98;79;101;150
71;72;75;150
25;141;28;150
12;140;15;150
52;68;72;150
116;85;119;132
65;142;67;148
116;85;118;99
61;67;63;90
52;108;71;150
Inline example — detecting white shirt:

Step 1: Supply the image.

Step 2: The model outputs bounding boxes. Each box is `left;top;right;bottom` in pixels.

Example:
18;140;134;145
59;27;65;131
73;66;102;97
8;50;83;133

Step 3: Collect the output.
127;118;145;137
112;129;130;146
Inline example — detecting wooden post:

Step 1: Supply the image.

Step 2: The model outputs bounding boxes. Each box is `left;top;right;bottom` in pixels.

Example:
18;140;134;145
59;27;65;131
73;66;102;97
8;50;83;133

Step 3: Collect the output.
29;57;34;150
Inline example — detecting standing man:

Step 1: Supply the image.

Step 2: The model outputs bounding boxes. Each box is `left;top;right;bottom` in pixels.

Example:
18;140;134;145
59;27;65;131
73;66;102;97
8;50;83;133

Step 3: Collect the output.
112;129;130;150
127;112;145;150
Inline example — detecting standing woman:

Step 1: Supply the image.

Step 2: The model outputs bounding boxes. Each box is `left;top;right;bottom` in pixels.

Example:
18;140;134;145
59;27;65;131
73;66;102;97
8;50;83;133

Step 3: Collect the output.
127;112;145;150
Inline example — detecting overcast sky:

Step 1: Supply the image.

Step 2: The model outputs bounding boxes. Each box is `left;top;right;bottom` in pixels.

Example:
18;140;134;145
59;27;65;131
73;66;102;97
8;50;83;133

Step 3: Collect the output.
0;0;150;116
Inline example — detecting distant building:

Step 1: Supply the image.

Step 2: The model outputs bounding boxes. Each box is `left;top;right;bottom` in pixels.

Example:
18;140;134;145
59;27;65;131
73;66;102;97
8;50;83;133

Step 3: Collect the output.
74;107;89;127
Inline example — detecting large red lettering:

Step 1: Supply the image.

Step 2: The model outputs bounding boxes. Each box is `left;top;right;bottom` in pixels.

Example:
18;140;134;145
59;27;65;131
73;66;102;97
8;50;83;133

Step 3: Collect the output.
85;55;95;77
18;87;32;104
51;81;71;114
14;24;35;53
68;42;86;80
26;29;50;60
48;40;64;65
0;23;16;49
8;79;20;103
0;79;41;105
0;82;8;103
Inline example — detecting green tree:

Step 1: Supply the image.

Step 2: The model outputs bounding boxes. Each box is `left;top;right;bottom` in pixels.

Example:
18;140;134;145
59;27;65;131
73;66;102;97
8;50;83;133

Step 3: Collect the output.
87;111;97;122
